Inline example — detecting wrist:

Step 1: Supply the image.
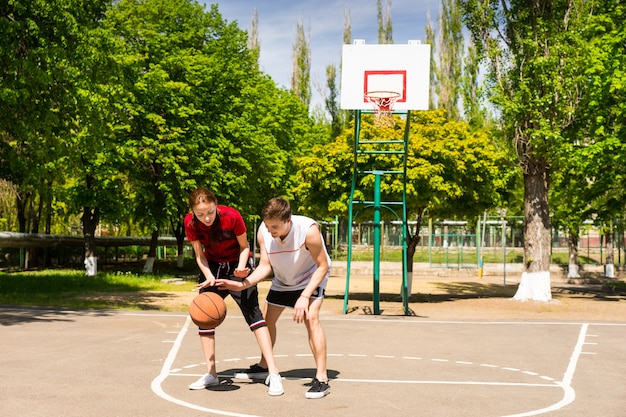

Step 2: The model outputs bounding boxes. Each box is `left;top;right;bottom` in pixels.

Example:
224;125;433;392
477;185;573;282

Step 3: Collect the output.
300;294;310;299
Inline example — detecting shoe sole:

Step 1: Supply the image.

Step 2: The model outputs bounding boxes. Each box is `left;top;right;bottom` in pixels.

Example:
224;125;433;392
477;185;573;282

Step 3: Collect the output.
305;389;330;399
233;372;268;379
189;383;219;390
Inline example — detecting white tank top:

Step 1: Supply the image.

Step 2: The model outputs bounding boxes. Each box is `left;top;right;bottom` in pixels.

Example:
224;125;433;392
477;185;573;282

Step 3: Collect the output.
260;215;330;291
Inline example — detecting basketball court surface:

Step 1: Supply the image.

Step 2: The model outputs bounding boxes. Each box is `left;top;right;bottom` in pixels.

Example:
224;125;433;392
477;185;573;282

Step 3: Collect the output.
2;289;625;417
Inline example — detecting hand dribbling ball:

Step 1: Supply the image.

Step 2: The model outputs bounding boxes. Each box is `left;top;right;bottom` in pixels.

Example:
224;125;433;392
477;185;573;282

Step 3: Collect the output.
189;292;227;328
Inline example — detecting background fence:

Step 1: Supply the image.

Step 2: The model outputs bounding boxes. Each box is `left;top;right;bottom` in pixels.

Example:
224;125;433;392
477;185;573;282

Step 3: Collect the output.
1;217;624;270
320;217;626;268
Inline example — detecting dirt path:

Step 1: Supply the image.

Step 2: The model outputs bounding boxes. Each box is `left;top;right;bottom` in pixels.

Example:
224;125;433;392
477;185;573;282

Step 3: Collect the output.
143;269;626;323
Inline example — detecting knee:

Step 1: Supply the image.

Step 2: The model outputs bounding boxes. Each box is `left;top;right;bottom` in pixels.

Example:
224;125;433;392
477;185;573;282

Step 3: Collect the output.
305;314;322;330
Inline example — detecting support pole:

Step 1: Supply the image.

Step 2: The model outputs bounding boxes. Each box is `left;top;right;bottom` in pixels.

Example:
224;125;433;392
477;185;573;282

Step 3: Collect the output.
343;110;361;314
502;216;507;286
373;172;382;315
343;109;410;315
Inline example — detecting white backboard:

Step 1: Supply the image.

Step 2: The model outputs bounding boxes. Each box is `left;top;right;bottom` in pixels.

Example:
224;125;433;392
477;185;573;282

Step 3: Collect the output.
340;40;431;111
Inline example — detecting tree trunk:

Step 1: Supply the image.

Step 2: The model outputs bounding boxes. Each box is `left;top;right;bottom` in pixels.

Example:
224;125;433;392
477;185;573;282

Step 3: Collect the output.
567;228;580;279
514;167;552;301
16;192;29;233
44;181;53;267
143;229;159;273
605;226;614;278
82;206;99;276
176;246;185;268
171;217;186;269
406;208;425;295
16;193;27;268
27;192;44;268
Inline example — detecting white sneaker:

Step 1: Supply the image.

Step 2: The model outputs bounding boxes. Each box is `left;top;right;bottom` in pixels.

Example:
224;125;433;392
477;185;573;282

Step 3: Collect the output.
265;374;284;396
189;373;219;390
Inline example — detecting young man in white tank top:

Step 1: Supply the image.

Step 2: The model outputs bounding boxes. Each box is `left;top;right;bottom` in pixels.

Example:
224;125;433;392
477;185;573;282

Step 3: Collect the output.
216;197;331;399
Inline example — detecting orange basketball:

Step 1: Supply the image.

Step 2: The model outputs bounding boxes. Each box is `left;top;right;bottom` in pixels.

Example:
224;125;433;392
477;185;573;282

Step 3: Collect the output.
189;292;227;328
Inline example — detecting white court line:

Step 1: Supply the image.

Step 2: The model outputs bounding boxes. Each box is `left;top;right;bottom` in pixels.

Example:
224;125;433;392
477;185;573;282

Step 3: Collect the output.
144;313;612;417
500;323;588;417
321;317;626;327
332;378;558;387
150;316;261;417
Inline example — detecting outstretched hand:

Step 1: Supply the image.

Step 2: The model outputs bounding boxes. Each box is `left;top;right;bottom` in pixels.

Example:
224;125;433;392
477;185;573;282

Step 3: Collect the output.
215;278;244;291
195;277;215;290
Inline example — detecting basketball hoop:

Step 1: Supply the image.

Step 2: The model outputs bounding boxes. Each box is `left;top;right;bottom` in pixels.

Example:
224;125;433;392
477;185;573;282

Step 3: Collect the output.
364;91;400;127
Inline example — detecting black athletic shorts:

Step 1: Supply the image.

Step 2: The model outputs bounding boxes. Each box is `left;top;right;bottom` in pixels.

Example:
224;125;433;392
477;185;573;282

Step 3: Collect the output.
266;286;325;309
197;258;266;335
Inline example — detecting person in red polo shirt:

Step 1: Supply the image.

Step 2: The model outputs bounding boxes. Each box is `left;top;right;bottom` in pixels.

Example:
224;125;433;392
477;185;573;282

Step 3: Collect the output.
184;187;283;396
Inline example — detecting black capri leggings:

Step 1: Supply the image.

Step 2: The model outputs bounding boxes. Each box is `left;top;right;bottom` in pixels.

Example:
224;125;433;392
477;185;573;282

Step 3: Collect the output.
197;258;266;335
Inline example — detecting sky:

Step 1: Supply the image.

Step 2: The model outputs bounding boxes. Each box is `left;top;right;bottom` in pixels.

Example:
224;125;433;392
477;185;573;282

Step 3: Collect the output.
200;0;441;109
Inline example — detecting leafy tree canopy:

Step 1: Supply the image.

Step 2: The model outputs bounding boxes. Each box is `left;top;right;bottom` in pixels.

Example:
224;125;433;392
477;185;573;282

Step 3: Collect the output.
294;109;512;223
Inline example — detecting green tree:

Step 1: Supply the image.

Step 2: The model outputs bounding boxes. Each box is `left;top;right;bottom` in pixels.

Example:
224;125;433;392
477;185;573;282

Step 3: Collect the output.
340;4;354;128
247;8;260;68
549;157;591;278
0;0;70;237
434;0;463;120
0;0;119;270
460;0;597;300
404;110;507;264
460;36;487;128
105;0;208;271
106;1;317;270
105;0;286;270
291;20;311;107
425;1;487;126
294;109;507;268
343;3;352;45
65;20;132;275
324;64;343;138
377;0;393;44
573;1;626;278
550;2;626;278
425;11;437;111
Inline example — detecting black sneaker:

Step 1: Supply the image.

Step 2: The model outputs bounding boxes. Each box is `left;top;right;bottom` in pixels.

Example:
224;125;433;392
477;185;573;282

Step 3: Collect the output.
234;364;269;379
305;378;330;399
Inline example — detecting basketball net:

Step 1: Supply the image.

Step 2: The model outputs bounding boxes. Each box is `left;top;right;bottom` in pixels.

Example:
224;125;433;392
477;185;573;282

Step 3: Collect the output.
364;91;400;128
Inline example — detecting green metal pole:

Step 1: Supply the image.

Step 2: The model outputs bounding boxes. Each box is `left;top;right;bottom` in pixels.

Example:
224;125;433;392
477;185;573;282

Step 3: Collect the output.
343;110;361;314
428;218;433;265
502;217;507;286
445;230;449;267
458;231;462;268
476;217;483;278
401;111;410;315
373;172;382;315
334;215;338;257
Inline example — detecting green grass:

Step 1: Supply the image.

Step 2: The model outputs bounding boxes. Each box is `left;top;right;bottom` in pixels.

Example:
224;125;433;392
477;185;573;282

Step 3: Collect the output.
334;247;607;265
334;247;524;263
0;269;195;310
